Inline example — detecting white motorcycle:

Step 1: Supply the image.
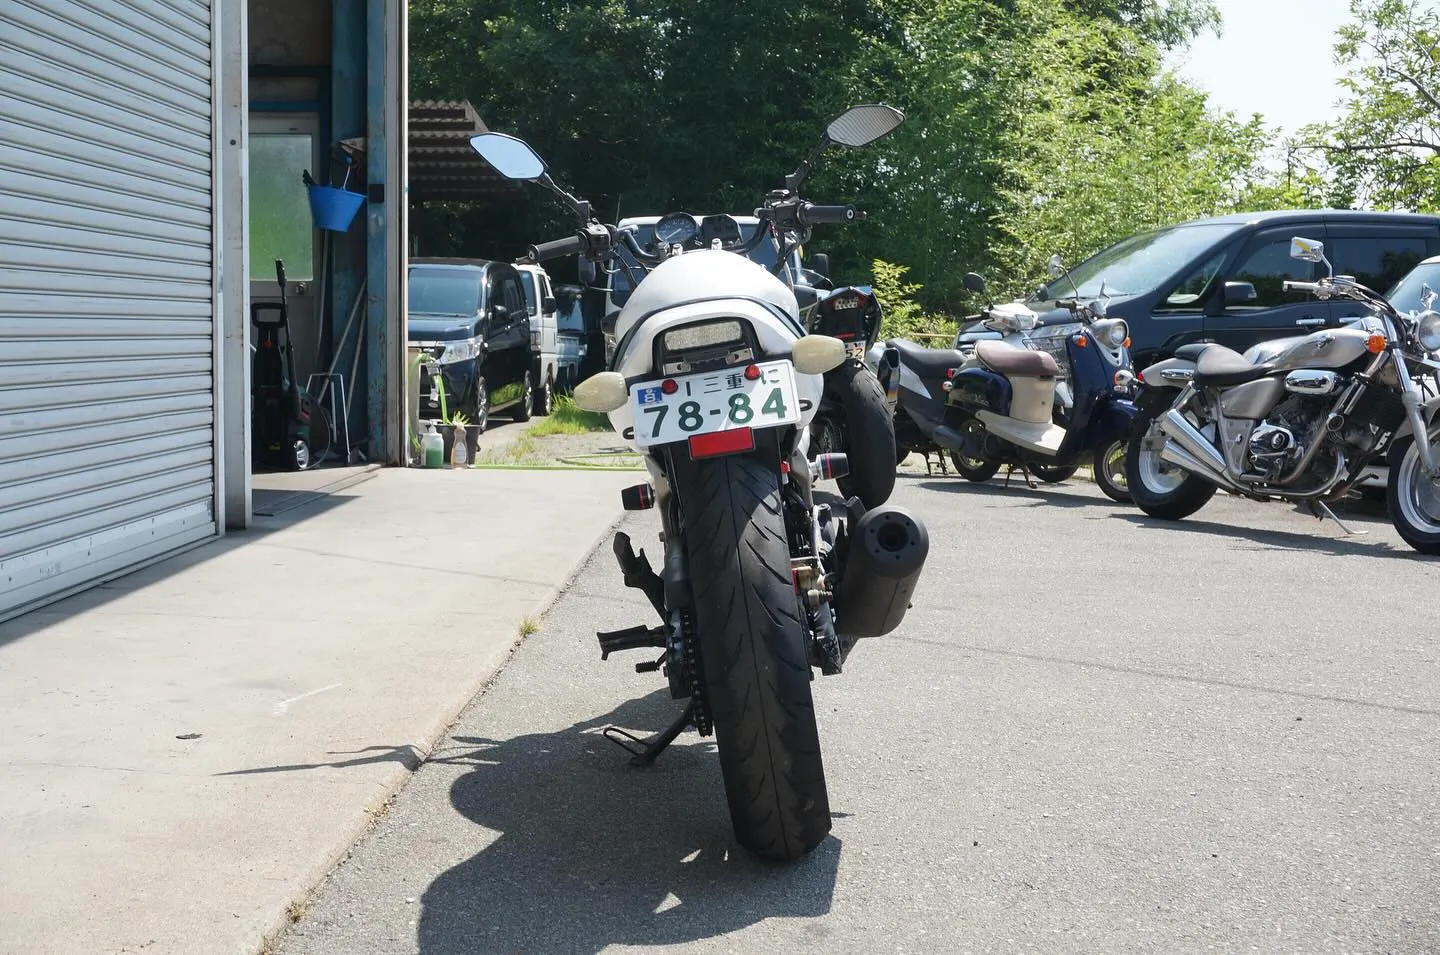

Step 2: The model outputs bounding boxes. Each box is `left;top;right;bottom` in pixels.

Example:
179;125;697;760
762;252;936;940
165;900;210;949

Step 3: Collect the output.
469;104;930;861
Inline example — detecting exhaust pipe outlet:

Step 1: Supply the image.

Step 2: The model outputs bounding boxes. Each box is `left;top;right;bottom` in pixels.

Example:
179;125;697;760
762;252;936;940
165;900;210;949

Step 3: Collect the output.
1156;409;1240;490
932;425;966;453
832;505;929;639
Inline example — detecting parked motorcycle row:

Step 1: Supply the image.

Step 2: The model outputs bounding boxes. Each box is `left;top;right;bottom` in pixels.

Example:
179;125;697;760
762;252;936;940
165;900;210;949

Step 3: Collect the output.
853;238;1440;556
469;103;1440;864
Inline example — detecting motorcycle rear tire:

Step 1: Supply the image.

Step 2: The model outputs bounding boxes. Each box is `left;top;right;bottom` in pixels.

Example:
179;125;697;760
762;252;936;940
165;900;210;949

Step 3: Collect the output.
828;361;897;508
679;453;831;860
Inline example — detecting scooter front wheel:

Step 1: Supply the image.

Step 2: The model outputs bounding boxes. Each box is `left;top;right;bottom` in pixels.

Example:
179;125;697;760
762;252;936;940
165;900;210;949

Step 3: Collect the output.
1092;438;1132;503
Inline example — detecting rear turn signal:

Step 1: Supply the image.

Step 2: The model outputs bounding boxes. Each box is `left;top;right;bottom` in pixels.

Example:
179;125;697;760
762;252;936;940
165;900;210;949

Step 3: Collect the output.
620;483;656;510
689;428;755;459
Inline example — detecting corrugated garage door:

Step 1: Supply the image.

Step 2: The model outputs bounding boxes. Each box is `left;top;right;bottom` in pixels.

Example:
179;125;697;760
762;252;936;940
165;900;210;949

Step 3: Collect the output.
0;0;218;620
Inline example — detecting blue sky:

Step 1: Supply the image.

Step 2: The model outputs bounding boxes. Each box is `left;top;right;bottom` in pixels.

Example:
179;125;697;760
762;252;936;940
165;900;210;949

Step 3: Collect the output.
1167;0;1356;136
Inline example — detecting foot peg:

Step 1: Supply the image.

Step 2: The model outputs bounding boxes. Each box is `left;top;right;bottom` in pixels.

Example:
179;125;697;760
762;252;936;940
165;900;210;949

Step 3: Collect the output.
596;624;666;660
613;532;666;619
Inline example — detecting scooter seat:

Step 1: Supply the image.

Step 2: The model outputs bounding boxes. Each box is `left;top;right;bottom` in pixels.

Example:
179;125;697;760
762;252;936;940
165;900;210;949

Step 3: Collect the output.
976;340;1058;379
890;339;965;379
1173;342;1213;362
1193;345;1277;387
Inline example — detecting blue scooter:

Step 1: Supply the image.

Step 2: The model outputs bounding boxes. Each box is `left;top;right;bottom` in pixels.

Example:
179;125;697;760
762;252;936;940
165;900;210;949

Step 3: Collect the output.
877;274;1138;501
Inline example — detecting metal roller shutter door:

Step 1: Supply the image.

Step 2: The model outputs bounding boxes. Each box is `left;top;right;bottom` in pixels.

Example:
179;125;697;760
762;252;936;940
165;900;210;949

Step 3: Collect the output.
0;0;218;620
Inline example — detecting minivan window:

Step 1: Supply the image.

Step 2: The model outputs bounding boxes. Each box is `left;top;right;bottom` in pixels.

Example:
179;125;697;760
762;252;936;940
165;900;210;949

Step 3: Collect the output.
1232;238;1316;308
1387;260;1440;315
409;268;484;316
1161;249;1229;309
1049;222;1245;299
1333;236;1428;296
519;271;539;316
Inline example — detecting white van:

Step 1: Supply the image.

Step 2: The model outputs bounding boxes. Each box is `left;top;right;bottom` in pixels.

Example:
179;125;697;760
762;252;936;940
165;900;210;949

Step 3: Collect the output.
515;263;573;415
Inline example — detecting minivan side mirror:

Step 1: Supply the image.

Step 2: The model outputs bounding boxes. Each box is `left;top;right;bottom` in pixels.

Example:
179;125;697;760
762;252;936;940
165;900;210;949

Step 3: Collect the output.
491;303;510;322
542;296;557;314
1223;281;1258;305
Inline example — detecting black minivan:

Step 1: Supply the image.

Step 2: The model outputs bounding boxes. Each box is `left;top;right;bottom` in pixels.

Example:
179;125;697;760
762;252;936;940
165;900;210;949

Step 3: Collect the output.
407;258;535;430
961;210;1440;368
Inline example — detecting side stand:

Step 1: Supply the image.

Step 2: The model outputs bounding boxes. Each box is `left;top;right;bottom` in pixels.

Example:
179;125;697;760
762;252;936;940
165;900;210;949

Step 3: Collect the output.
602;704;695;767
1304;499;1367;536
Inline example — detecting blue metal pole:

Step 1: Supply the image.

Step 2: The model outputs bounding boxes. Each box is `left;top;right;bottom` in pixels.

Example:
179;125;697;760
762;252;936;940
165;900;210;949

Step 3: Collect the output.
365;0;387;457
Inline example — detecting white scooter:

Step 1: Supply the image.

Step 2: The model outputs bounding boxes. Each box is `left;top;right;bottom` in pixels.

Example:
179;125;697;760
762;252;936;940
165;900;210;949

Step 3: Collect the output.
469;104;930;863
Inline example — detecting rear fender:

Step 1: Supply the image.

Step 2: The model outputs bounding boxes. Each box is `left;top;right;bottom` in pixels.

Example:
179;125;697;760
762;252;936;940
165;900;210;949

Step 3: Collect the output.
1137;357;1197;390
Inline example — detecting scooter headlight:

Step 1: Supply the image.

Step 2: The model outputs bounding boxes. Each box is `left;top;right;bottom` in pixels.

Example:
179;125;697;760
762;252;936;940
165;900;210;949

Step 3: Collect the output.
1415;310;1440;353
436;337;483;364
1092;319;1129;349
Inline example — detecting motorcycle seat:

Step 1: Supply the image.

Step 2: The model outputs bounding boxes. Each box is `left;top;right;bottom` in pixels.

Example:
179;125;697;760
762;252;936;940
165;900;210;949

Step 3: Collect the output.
1173;343;1213;362
1193;345;1277;387
891;339;965;379
976;340;1058;379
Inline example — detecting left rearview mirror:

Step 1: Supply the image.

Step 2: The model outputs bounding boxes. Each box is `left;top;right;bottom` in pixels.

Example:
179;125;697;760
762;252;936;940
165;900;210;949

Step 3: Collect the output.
469;132;547;181
1289;237;1325;263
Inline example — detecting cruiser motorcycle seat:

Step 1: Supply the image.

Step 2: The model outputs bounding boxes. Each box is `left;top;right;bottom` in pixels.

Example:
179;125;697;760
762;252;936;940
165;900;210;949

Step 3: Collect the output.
976;339;1058;379
891;338;966;379
1193;344;1277;387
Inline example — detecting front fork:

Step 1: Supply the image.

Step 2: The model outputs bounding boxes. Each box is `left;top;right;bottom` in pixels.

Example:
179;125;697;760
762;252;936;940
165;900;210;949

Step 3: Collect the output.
1394;350;1440;477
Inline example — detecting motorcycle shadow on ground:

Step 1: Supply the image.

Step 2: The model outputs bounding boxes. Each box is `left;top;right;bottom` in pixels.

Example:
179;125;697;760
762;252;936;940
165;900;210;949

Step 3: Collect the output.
415;688;842;954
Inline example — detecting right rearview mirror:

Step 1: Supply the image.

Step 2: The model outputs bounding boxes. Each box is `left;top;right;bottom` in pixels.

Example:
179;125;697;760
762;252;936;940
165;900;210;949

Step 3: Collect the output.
825;104;905;148
1289;237;1325;263
1046;254;1065;279
963;272;986;294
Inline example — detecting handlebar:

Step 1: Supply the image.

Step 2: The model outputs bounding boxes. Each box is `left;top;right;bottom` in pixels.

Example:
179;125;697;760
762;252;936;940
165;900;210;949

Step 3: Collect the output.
526;233;589;263
1283;280;1322;294
798;203;859;226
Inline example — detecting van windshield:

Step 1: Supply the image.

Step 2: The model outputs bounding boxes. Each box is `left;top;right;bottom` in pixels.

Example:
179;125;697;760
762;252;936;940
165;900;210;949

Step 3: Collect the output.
609;221;788;306
1387;261;1440;315
1045;222;1246;299
409;268;484;316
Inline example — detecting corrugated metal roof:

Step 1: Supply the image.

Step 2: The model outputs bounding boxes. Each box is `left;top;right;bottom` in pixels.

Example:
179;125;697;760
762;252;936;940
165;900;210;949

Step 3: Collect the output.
408;99;521;202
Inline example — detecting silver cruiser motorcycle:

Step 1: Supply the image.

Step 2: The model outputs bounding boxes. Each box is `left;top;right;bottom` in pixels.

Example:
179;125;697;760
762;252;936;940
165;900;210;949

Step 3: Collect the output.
1126;236;1440;552
469;105;930;861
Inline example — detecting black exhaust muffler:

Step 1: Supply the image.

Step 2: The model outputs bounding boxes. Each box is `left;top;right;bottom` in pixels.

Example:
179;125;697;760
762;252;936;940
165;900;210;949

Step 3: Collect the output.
832;505;929;639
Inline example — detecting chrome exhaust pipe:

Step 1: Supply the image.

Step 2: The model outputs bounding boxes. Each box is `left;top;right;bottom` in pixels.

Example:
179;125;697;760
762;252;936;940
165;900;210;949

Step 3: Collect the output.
1156;409;1244;492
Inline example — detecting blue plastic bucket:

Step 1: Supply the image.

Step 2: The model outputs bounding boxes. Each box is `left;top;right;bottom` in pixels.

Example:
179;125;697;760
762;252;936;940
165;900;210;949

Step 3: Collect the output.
307;185;365;232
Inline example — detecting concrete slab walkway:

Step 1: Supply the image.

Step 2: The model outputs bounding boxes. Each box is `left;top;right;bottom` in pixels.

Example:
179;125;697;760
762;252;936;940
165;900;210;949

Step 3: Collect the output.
0;467;632;955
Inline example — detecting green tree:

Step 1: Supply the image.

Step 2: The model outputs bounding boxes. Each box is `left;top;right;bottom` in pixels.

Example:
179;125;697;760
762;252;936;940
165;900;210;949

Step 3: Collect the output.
1299;0;1440;211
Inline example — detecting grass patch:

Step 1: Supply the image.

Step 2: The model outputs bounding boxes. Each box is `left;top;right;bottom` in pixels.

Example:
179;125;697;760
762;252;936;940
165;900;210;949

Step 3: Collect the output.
527;396;612;437
518;616;540;637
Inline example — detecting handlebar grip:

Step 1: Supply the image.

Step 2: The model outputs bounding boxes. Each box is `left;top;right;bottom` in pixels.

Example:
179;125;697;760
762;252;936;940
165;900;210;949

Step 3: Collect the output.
799;203;860;226
527;233;588;263
1283;280;1322;293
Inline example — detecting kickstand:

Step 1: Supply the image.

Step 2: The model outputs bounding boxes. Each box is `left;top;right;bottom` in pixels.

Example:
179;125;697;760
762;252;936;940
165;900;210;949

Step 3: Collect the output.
1305;500;1367;536
602;704;694;767
1003;464;1038;490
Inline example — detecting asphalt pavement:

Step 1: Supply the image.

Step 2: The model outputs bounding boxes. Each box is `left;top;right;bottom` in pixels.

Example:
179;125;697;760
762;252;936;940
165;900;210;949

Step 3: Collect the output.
275;472;1440;954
